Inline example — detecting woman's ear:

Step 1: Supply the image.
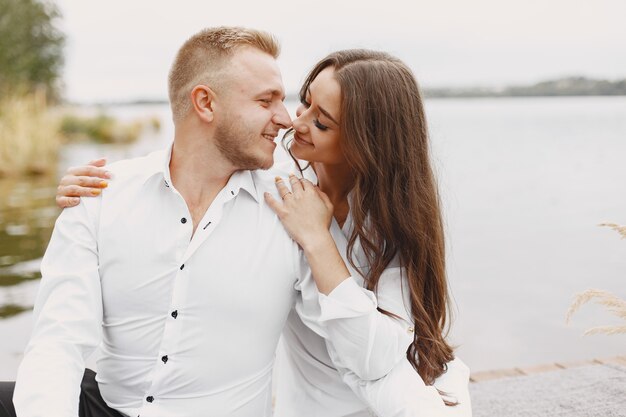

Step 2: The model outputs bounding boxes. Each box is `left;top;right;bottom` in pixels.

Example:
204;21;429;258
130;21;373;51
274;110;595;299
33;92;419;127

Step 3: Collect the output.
190;85;218;123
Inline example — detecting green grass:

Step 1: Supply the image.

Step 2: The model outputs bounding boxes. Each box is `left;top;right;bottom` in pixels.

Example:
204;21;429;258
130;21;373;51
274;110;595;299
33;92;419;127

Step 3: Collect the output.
0;303;31;319
59;113;144;144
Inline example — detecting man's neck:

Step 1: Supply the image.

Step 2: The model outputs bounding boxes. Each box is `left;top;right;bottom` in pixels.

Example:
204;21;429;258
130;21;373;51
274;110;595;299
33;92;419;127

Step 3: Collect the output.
170;128;239;235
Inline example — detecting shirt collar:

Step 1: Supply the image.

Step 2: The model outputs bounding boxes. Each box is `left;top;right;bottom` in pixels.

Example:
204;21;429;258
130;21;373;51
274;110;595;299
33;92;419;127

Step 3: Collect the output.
227;169;260;203
158;142;260;203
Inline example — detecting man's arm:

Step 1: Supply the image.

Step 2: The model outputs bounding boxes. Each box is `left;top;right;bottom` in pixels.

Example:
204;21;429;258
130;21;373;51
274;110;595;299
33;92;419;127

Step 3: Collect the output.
13;199;103;417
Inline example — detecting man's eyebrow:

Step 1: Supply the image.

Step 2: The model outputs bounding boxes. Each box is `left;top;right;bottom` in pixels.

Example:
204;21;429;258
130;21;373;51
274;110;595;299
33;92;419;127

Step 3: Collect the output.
258;88;285;101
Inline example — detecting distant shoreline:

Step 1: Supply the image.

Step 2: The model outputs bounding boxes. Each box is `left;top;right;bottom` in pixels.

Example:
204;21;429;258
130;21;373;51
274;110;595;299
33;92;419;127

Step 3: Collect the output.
69;76;626;106
425;76;626;98
422;93;626;99
71;94;626;107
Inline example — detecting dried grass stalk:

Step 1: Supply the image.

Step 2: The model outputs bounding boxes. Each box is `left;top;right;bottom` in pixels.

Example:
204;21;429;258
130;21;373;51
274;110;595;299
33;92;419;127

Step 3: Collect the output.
567;289;626;337
0;91;61;176
599;222;626;239
584;325;626;336
566;289;626;324
567;224;626;337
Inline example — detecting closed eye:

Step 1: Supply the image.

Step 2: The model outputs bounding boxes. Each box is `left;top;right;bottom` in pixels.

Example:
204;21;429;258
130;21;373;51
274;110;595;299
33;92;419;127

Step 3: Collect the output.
301;97;328;130
314;119;328;131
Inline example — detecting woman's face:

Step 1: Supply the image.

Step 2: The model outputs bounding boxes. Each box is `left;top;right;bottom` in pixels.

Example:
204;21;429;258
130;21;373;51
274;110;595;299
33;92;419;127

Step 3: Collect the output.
290;67;346;165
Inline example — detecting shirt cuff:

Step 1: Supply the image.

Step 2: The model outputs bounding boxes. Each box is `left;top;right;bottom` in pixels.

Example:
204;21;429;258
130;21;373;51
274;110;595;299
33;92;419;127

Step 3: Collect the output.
318;276;378;322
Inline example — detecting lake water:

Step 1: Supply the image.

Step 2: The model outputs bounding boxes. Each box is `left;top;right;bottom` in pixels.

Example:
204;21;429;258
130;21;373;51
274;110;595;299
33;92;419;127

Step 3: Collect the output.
0;97;624;380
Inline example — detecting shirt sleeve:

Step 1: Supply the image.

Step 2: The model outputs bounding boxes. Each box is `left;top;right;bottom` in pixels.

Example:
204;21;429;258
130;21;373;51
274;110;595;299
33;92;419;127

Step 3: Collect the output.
317;266;415;380
294;234;415;380
13;199;103;417
338;357;472;417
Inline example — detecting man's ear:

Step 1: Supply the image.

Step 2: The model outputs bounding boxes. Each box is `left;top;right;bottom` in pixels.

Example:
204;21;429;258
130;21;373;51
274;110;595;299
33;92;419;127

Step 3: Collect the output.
190;85;218;123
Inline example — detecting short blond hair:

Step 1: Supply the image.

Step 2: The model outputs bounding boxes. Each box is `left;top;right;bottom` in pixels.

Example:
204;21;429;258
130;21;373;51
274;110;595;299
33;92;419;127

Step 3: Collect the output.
168;26;280;121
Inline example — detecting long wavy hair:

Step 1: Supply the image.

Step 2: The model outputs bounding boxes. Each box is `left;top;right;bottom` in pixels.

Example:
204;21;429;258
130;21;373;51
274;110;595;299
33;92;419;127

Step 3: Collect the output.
288;49;456;403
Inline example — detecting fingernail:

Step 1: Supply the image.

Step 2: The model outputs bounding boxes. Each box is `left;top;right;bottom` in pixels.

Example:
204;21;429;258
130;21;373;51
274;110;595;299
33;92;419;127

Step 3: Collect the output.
275;176;282;182
91;189;101;196
104;171;112;179
100;181;108;188
71;198;80;205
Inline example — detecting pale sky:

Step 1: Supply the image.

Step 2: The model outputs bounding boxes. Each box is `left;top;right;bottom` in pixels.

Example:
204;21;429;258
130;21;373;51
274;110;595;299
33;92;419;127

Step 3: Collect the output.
54;0;626;103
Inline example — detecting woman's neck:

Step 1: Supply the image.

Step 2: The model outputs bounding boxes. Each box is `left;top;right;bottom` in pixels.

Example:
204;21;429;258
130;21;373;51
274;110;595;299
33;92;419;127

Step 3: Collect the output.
312;162;354;227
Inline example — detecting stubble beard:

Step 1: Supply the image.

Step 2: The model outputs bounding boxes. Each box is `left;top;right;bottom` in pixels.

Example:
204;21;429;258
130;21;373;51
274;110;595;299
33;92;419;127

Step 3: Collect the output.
214;120;273;171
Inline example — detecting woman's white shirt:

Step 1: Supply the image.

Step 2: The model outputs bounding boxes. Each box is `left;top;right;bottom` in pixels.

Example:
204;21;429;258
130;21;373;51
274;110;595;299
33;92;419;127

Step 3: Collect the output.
272;160;472;417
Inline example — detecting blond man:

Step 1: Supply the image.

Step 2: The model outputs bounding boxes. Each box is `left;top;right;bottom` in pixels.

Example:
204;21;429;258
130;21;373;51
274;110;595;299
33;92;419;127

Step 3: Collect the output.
6;27;295;417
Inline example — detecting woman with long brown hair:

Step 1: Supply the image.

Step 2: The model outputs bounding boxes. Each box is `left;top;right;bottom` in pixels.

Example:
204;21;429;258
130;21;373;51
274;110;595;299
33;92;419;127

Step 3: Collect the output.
267;49;470;416
55;49;470;416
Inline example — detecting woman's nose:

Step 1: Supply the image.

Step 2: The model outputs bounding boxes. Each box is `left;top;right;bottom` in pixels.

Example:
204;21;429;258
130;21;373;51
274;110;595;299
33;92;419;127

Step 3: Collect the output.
292;114;308;133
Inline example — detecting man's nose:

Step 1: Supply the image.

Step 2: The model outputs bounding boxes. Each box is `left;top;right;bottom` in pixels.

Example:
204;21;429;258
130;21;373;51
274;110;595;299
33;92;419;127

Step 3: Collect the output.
272;102;292;129
295;104;304;118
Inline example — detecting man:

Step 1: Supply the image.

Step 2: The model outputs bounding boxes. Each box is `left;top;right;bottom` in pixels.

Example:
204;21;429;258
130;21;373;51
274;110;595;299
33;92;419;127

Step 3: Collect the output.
3;27;299;417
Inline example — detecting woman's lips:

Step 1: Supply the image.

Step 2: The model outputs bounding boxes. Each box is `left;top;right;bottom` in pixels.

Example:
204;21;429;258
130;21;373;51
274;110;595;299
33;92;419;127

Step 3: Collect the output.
294;133;312;146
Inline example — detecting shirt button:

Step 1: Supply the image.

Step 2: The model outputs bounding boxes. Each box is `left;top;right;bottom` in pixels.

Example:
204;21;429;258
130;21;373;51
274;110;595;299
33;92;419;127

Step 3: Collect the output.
161;355;168;364
171;310;178;319
180;264;185;270
181;217;187;224
146;396;154;403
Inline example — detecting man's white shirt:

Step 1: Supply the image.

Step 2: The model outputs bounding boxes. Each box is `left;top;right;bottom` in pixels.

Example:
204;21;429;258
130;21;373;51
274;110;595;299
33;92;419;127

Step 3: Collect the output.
14;147;302;417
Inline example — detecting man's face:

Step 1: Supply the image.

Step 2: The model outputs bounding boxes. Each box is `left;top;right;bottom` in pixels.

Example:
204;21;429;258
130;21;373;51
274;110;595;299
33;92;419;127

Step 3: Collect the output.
214;47;291;170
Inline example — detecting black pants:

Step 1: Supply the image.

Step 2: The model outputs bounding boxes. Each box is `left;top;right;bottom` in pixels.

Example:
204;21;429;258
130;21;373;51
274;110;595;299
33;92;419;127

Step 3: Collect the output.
0;369;123;417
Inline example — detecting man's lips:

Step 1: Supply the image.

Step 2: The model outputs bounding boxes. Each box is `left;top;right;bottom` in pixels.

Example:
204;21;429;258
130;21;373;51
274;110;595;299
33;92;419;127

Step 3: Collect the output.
262;133;278;142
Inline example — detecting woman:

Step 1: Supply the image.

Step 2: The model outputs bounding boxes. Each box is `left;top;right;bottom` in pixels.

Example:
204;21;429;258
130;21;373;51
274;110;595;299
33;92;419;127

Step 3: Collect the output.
56;49;471;416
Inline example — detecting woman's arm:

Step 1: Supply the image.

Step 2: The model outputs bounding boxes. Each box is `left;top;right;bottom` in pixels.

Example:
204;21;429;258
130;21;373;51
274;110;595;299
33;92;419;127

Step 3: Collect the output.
318;266;416;380
337;357;472;417
322;265;471;415
55;158;111;208
266;175;415;380
322;267;472;416
265;174;350;295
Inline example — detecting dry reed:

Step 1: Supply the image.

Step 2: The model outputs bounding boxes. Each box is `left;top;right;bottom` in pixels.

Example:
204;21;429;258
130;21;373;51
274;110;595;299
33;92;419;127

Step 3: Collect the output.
599;222;626;239
59;113;144;144
566;224;626;336
0;91;61;177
